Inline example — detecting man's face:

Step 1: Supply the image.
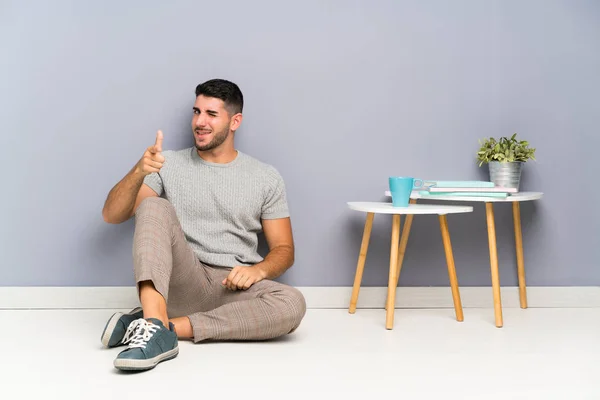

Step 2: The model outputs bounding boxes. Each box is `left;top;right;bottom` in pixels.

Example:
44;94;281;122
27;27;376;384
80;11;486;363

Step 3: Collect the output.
192;95;233;151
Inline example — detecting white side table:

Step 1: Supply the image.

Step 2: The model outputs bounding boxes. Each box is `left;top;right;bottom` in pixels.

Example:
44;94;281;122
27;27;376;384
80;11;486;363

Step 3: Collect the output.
347;202;473;330
384;191;544;327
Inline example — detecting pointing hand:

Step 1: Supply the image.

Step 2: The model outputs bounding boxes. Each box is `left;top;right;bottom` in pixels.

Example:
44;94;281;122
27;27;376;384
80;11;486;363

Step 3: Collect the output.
137;130;166;176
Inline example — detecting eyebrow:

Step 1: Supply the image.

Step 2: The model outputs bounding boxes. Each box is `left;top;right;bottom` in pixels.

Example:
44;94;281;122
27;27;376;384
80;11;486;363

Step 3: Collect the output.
192;107;219;115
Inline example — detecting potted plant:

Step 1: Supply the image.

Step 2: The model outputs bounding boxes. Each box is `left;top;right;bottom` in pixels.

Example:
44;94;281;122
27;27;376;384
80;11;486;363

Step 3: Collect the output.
476;133;536;190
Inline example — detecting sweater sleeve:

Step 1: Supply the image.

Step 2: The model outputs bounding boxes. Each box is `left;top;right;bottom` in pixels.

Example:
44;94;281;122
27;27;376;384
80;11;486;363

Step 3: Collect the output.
261;167;290;219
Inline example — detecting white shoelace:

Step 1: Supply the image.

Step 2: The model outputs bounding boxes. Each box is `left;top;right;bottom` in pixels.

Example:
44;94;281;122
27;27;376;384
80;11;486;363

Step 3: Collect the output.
121;318;159;349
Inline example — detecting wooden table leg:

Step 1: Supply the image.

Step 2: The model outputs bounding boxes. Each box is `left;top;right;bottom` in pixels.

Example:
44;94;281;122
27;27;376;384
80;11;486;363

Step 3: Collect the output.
396;198;417;286
486;203;503;328
349;212;374;314
385;199;416;310
386;214;401;329
439;214;464;322
512;202;528;309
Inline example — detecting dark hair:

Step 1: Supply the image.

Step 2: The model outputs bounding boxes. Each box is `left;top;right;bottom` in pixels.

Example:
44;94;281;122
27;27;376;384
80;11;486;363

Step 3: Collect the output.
195;79;243;115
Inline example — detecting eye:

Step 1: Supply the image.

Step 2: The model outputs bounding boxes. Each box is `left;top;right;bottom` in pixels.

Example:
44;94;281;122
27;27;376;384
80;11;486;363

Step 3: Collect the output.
193;109;200;115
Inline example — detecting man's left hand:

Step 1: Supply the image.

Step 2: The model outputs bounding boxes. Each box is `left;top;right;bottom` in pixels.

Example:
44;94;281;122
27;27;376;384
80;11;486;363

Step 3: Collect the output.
222;266;266;291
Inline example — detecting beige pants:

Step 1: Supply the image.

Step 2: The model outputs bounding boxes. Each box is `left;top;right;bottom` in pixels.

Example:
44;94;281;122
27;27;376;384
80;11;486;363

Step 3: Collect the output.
132;197;306;342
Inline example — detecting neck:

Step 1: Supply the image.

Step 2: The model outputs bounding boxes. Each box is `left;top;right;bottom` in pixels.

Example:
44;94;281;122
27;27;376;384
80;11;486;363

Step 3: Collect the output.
196;146;238;164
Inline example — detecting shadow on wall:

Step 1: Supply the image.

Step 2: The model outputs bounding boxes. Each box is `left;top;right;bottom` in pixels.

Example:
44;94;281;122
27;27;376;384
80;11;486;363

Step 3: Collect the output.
75;219;136;285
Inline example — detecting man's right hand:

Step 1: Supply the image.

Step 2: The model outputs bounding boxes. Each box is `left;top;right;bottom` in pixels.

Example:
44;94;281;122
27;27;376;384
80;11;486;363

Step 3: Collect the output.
136;130;165;176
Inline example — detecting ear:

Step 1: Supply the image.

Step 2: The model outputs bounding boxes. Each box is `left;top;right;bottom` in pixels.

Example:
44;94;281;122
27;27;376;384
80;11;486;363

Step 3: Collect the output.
229;113;243;132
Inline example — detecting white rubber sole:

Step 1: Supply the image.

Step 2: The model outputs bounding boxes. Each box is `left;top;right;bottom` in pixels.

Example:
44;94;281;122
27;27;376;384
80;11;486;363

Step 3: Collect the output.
113;346;179;371
100;312;125;348
100;307;143;348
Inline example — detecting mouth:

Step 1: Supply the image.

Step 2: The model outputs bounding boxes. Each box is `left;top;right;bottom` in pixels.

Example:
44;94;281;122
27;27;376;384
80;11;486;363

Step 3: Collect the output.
195;130;211;137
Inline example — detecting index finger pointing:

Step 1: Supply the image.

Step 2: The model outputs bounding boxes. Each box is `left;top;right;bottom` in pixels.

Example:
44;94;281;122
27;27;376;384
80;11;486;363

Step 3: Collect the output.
154;130;163;152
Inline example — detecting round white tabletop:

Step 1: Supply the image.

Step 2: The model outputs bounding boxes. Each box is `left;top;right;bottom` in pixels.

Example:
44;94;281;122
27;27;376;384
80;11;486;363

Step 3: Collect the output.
383;191;543;203
347;202;473;215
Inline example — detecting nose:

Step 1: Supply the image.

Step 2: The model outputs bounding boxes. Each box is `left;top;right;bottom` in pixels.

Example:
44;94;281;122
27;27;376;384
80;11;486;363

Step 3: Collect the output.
194;114;207;128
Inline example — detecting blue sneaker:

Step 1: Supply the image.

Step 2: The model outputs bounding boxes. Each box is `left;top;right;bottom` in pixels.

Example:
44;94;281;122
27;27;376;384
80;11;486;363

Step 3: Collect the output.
113;318;179;371
100;307;143;348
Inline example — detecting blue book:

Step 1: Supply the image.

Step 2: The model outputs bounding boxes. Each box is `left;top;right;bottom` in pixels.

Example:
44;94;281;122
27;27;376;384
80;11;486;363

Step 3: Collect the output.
426;180;495;188
419;191;508;198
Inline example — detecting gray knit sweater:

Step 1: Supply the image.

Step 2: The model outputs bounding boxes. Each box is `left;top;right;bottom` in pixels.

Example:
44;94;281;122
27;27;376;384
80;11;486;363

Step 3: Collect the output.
143;148;289;268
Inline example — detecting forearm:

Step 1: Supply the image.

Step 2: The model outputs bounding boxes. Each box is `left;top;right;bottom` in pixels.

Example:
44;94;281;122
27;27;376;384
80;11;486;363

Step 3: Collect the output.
102;166;145;224
255;244;294;280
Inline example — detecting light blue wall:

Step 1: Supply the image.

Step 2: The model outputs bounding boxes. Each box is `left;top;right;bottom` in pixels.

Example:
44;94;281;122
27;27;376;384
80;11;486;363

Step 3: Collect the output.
1;0;598;286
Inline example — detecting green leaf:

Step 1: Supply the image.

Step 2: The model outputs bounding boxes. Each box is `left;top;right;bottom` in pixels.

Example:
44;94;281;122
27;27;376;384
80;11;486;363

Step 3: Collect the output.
476;132;536;163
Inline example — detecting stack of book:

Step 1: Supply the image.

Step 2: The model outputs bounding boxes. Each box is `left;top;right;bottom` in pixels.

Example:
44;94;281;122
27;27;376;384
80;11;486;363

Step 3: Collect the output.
416;181;517;198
